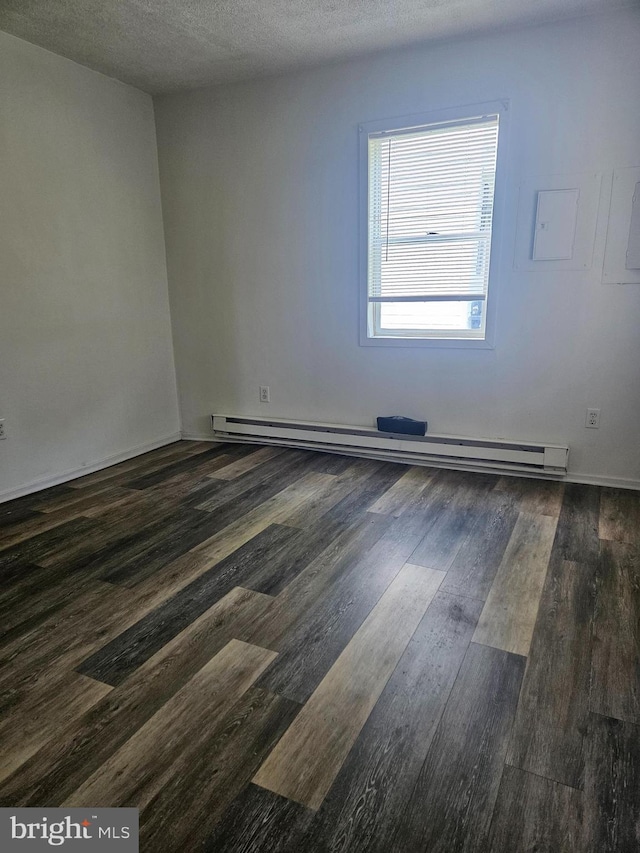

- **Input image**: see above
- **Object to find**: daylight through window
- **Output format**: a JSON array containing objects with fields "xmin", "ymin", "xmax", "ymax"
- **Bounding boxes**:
[{"xmin": 365, "ymin": 112, "xmax": 500, "ymax": 341}]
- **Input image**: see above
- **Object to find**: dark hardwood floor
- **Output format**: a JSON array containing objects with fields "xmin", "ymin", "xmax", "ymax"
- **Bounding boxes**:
[{"xmin": 0, "ymin": 440, "xmax": 638, "ymax": 851}]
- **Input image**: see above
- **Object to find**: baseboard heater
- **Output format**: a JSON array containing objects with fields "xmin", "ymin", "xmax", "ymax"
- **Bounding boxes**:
[{"xmin": 211, "ymin": 415, "xmax": 569, "ymax": 476}]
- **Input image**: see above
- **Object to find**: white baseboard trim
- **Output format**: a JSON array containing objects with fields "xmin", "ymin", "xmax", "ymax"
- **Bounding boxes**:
[
  {"xmin": 182, "ymin": 431, "xmax": 640, "ymax": 491},
  {"xmin": 563, "ymin": 472, "xmax": 640, "ymax": 491},
  {"xmin": 0, "ymin": 433, "xmax": 182, "ymax": 504},
  {"xmin": 181, "ymin": 433, "xmax": 223, "ymax": 442}
]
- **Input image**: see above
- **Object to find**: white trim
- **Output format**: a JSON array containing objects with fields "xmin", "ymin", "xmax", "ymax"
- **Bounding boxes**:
[
  {"xmin": 181, "ymin": 433, "xmax": 225, "ymax": 442},
  {"xmin": 0, "ymin": 433, "xmax": 182, "ymax": 504},
  {"xmin": 359, "ymin": 99, "xmax": 510, "ymax": 349},
  {"xmin": 563, "ymin": 472, "xmax": 640, "ymax": 491}
]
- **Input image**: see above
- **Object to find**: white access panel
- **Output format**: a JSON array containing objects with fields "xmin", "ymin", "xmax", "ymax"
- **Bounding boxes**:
[
  {"xmin": 533, "ymin": 189, "xmax": 579, "ymax": 260},
  {"xmin": 626, "ymin": 182, "xmax": 640, "ymax": 270},
  {"xmin": 603, "ymin": 167, "xmax": 640, "ymax": 284},
  {"xmin": 514, "ymin": 172, "xmax": 602, "ymax": 272}
]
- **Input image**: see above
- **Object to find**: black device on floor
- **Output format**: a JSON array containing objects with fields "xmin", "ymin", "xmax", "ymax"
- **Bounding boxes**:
[{"xmin": 376, "ymin": 416, "xmax": 427, "ymax": 436}]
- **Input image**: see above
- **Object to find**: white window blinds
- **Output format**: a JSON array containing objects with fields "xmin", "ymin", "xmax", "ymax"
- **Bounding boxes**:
[{"xmin": 367, "ymin": 114, "xmax": 500, "ymax": 305}]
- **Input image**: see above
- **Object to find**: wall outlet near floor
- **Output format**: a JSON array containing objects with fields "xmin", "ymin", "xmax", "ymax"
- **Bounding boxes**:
[
  {"xmin": 0, "ymin": 419, "xmax": 5, "ymax": 439},
  {"xmin": 259, "ymin": 385, "xmax": 270, "ymax": 403},
  {"xmin": 585, "ymin": 408, "xmax": 601, "ymax": 429}
]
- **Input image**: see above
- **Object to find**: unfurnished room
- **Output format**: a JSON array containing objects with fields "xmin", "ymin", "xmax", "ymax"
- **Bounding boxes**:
[{"xmin": 0, "ymin": 0, "xmax": 639, "ymax": 850}]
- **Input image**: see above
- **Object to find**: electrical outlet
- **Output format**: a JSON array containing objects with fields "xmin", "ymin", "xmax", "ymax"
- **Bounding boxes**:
[
  {"xmin": 585, "ymin": 408, "xmax": 600, "ymax": 429},
  {"xmin": 259, "ymin": 385, "xmax": 270, "ymax": 403},
  {"xmin": 0, "ymin": 419, "xmax": 5, "ymax": 440}
]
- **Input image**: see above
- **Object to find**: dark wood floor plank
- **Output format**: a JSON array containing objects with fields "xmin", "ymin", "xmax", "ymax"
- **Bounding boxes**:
[
  {"xmin": 204, "ymin": 785, "xmax": 315, "ymax": 853},
  {"xmin": 308, "ymin": 460, "xmax": 409, "ymax": 533},
  {"xmin": 210, "ymin": 445, "xmax": 287, "ymax": 480},
  {"xmin": 487, "ymin": 765, "xmax": 584, "ymax": 853},
  {"xmin": 0, "ymin": 583, "xmax": 133, "ymax": 681},
  {"xmin": 75, "ymin": 524, "xmax": 299, "ymax": 685},
  {"xmin": 368, "ymin": 465, "xmax": 432, "ymax": 517},
  {"xmin": 553, "ymin": 483, "xmax": 601, "ymax": 566},
  {"xmin": 305, "ymin": 462, "xmax": 440, "ymax": 555},
  {"xmin": 253, "ymin": 564, "xmax": 444, "ymax": 810},
  {"xmin": 0, "ymin": 503, "xmax": 45, "ymax": 531},
  {"xmin": 93, "ymin": 507, "xmax": 219, "ymax": 586},
  {"xmin": 309, "ymin": 452, "xmax": 358, "ymax": 475},
  {"xmin": 0, "ymin": 550, "xmax": 223, "ymax": 700},
  {"xmin": 41, "ymin": 463, "xmax": 315, "ymax": 590},
  {"xmin": 15, "ymin": 501, "xmax": 210, "ymax": 596},
  {"xmin": 34, "ymin": 493, "xmax": 182, "ymax": 570},
  {"xmin": 494, "ymin": 475, "xmax": 565, "ymax": 517},
  {"xmin": 0, "ymin": 587, "xmax": 272, "ymax": 807},
  {"xmin": 582, "ymin": 713, "xmax": 640, "ymax": 851},
  {"xmin": 0, "ymin": 672, "xmax": 112, "ymax": 784},
  {"xmin": 280, "ymin": 457, "xmax": 384, "ymax": 529},
  {"xmin": 123, "ymin": 443, "xmax": 253, "ymax": 494},
  {"xmin": 0, "ymin": 582, "xmax": 165, "ymax": 763},
  {"xmin": 121, "ymin": 443, "xmax": 235, "ymax": 490},
  {"xmin": 191, "ymin": 469, "xmax": 342, "ymax": 565},
  {"xmin": 96, "ymin": 498, "xmax": 283, "ymax": 588},
  {"xmin": 50, "ymin": 486, "xmax": 153, "ymax": 524},
  {"xmin": 184, "ymin": 453, "xmax": 329, "ymax": 540},
  {"xmin": 392, "ymin": 643, "xmax": 525, "ymax": 853},
  {"xmin": 67, "ymin": 440, "xmax": 205, "ymax": 490},
  {"xmin": 409, "ymin": 471, "xmax": 497, "ymax": 571},
  {"xmin": 590, "ymin": 540, "xmax": 640, "ymax": 724},
  {"xmin": 599, "ymin": 487, "xmax": 640, "ymax": 543},
  {"xmin": 310, "ymin": 591, "xmax": 482, "ymax": 853},
  {"xmin": 122, "ymin": 474, "xmax": 335, "ymax": 604},
  {"xmin": 0, "ymin": 541, "xmax": 233, "ymax": 670},
  {"xmin": 0, "ymin": 484, "xmax": 76, "ymax": 522},
  {"xmin": 442, "ymin": 490, "xmax": 519, "ymax": 601},
  {"xmin": 0, "ymin": 510, "xmax": 67, "ymax": 556},
  {"xmin": 66, "ymin": 639, "xmax": 277, "ymax": 808},
  {"xmin": 0, "ymin": 574, "xmax": 111, "ymax": 646},
  {"xmin": 0, "ymin": 502, "xmax": 188, "ymax": 607},
  {"xmin": 140, "ymin": 691, "xmax": 301, "ymax": 852},
  {"xmin": 254, "ymin": 533, "xmax": 409, "ymax": 703},
  {"xmin": 255, "ymin": 489, "xmax": 453, "ymax": 703},
  {"xmin": 195, "ymin": 449, "xmax": 319, "ymax": 513},
  {"xmin": 246, "ymin": 513, "xmax": 389, "ymax": 652},
  {"xmin": 200, "ymin": 457, "xmax": 400, "ymax": 553},
  {"xmin": 241, "ymin": 516, "xmax": 358, "ymax": 598},
  {"xmin": 123, "ymin": 445, "xmax": 252, "ymax": 504},
  {"xmin": 0, "ymin": 560, "xmax": 50, "ymax": 599},
  {"xmin": 506, "ymin": 559, "xmax": 595, "ymax": 788},
  {"xmin": 79, "ymin": 486, "xmax": 167, "ymax": 519},
  {"xmin": 38, "ymin": 483, "xmax": 134, "ymax": 515},
  {"xmin": 0, "ymin": 507, "xmax": 97, "ymax": 552},
  {"xmin": 0, "ymin": 517, "xmax": 95, "ymax": 579}
]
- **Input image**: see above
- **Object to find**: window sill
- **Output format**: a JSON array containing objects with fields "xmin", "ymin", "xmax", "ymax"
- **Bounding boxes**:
[{"xmin": 359, "ymin": 334, "xmax": 495, "ymax": 350}]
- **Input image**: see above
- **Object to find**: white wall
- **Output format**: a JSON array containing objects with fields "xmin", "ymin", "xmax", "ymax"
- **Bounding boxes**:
[
  {"xmin": 0, "ymin": 31, "xmax": 180, "ymax": 499},
  {"xmin": 155, "ymin": 9, "xmax": 640, "ymax": 486}
]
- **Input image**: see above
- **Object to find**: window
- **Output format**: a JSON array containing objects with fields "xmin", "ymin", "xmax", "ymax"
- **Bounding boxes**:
[{"xmin": 360, "ymin": 102, "xmax": 507, "ymax": 346}]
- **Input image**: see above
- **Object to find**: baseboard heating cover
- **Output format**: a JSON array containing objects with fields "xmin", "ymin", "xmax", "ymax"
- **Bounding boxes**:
[{"xmin": 211, "ymin": 415, "xmax": 569, "ymax": 476}]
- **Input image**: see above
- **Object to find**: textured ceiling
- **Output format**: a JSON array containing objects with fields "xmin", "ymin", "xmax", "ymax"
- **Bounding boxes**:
[{"xmin": 0, "ymin": 0, "xmax": 634, "ymax": 93}]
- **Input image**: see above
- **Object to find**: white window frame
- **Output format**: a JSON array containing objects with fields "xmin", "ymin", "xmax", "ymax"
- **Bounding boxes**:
[{"xmin": 359, "ymin": 100, "xmax": 510, "ymax": 349}]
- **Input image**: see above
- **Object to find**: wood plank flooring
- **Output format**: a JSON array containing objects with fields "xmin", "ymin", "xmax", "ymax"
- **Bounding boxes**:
[{"xmin": 0, "ymin": 440, "xmax": 638, "ymax": 852}]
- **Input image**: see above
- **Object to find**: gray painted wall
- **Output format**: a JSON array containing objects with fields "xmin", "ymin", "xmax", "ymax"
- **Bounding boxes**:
[
  {"xmin": 0, "ymin": 31, "xmax": 180, "ymax": 499},
  {"xmin": 155, "ymin": 9, "xmax": 640, "ymax": 487}
]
